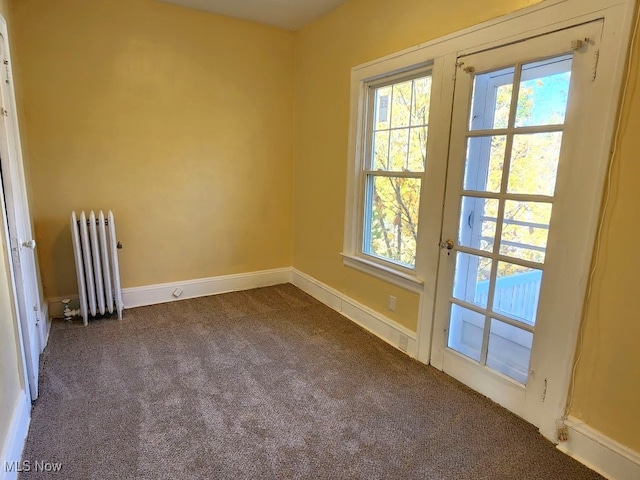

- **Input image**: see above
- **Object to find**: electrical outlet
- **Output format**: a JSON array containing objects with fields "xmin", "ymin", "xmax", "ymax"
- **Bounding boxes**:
[{"xmin": 388, "ymin": 295, "xmax": 396, "ymax": 312}]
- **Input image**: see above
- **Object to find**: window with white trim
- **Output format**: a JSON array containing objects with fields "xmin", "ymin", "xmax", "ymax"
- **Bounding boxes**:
[{"xmin": 359, "ymin": 68, "xmax": 433, "ymax": 270}]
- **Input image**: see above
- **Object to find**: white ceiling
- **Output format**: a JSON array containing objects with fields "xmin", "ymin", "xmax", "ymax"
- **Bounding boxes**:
[{"xmin": 156, "ymin": 0, "xmax": 348, "ymax": 30}]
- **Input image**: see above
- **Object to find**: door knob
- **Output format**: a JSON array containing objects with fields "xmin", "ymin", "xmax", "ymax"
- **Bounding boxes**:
[
  {"xmin": 439, "ymin": 239, "xmax": 454, "ymax": 250},
  {"xmin": 22, "ymin": 239, "xmax": 36, "ymax": 249}
]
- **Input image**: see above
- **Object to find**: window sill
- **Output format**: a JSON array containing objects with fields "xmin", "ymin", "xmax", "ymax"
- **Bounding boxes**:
[{"xmin": 341, "ymin": 253, "xmax": 424, "ymax": 294}]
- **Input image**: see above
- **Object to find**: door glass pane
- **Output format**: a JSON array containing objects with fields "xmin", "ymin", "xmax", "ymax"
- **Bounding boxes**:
[
  {"xmin": 486, "ymin": 319, "xmax": 533, "ymax": 384},
  {"xmin": 515, "ymin": 55, "xmax": 573, "ymax": 127},
  {"xmin": 458, "ymin": 196, "xmax": 498, "ymax": 252},
  {"xmin": 492, "ymin": 83, "xmax": 513, "ymax": 130},
  {"xmin": 469, "ymin": 66, "xmax": 515, "ymax": 130},
  {"xmin": 500, "ymin": 200, "xmax": 552, "ymax": 263},
  {"xmin": 448, "ymin": 303, "xmax": 484, "ymax": 361},
  {"xmin": 493, "ymin": 262, "xmax": 542, "ymax": 325},
  {"xmin": 365, "ymin": 176, "xmax": 421, "ymax": 267},
  {"xmin": 463, "ymin": 136, "xmax": 506, "ymax": 192},
  {"xmin": 452, "ymin": 252, "xmax": 492, "ymax": 308},
  {"xmin": 507, "ymin": 132, "xmax": 562, "ymax": 196}
]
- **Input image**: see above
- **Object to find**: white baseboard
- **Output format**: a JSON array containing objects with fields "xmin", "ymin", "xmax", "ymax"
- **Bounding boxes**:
[
  {"xmin": 558, "ymin": 416, "xmax": 640, "ymax": 480},
  {"xmin": 47, "ymin": 266, "xmax": 417, "ymax": 358},
  {"xmin": 47, "ymin": 267, "xmax": 292, "ymax": 315},
  {"xmin": 0, "ymin": 391, "xmax": 30, "ymax": 480},
  {"xmin": 290, "ymin": 268, "xmax": 418, "ymax": 357},
  {"xmin": 121, "ymin": 267, "xmax": 291, "ymax": 308},
  {"xmin": 290, "ymin": 268, "xmax": 343, "ymax": 311}
]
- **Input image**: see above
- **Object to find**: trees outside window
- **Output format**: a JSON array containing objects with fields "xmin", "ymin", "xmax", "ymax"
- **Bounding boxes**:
[{"xmin": 362, "ymin": 73, "xmax": 432, "ymax": 269}]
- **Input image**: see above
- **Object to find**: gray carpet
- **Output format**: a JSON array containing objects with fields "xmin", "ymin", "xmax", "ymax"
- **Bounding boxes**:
[{"xmin": 21, "ymin": 284, "xmax": 603, "ymax": 479}]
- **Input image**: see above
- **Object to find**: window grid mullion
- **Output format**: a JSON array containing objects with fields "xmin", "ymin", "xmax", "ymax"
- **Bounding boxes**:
[
  {"xmin": 448, "ymin": 297, "xmax": 536, "ymax": 334},
  {"xmin": 405, "ymin": 80, "xmax": 416, "ymax": 170},
  {"xmin": 386, "ymin": 86, "xmax": 394, "ymax": 171},
  {"xmin": 364, "ymin": 170, "xmax": 423, "ymax": 178},
  {"xmin": 374, "ymin": 123, "xmax": 429, "ymax": 134},
  {"xmin": 480, "ymin": 216, "xmax": 550, "ymax": 229},
  {"xmin": 458, "ymin": 190, "xmax": 555, "ymax": 203},
  {"xmin": 478, "ymin": 61, "xmax": 523, "ymax": 366},
  {"xmin": 455, "ymin": 244, "xmax": 546, "ymax": 271},
  {"xmin": 468, "ymin": 123, "xmax": 564, "ymax": 137}
]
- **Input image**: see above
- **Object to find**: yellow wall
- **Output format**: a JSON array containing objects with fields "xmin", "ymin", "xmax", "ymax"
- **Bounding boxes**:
[
  {"xmin": 570, "ymin": 27, "xmax": 640, "ymax": 452},
  {"xmin": 12, "ymin": 0, "xmax": 295, "ymax": 298},
  {"xmin": 293, "ymin": 0, "xmax": 541, "ymax": 331},
  {"xmin": 293, "ymin": 0, "xmax": 639, "ymax": 453},
  {"xmin": 0, "ymin": 0, "xmax": 27, "ymax": 459},
  {"xmin": 10, "ymin": 0, "xmax": 640, "ymax": 457}
]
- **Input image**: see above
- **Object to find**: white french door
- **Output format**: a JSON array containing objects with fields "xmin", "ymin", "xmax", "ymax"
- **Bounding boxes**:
[{"xmin": 430, "ymin": 21, "xmax": 604, "ymax": 429}]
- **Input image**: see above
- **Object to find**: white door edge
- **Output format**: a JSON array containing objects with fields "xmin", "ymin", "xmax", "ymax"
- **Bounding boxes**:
[{"xmin": 0, "ymin": 14, "xmax": 43, "ymax": 401}]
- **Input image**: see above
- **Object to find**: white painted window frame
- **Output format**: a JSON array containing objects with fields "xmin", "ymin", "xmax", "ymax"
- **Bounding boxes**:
[
  {"xmin": 343, "ymin": 0, "xmax": 636, "ymax": 443},
  {"xmin": 342, "ymin": 56, "xmax": 452, "ymax": 294},
  {"xmin": 342, "ymin": 58, "xmax": 439, "ymax": 294},
  {"xmin": 359, "ymin": 67, "xmax": 433, "ymax": 273}
]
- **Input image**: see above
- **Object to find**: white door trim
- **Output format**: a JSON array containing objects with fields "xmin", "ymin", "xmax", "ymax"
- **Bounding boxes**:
[
  {"xmin": 435, "ymin": 4, "xmax": 633, "ymax": 443},
  {"xmin": 0, "ymin": 172, "xmax": 31, "ymax": 404},
  {"xmin": 434, "ymin": 19, "xmax": 608, "ymax": 433},
  {"xmin": 0, "ymin": 14, "xmax": 43, "ymax": 401}
]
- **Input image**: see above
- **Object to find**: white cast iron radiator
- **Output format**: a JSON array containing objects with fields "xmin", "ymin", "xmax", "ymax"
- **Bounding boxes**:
[{"xmin": 70, "ymin": 210, "xmax": 123, "ymax": 325}]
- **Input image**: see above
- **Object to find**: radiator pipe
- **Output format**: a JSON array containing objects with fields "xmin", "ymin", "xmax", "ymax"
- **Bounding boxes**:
[{"xmin": 61, "ymin": 298, "xmax": 81, "ymax": 321}]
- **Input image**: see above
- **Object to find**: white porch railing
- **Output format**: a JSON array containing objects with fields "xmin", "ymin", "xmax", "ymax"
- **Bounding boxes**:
[{"xmin": 474, "ymin": 270, "xmax": 542, "ymax": 324}]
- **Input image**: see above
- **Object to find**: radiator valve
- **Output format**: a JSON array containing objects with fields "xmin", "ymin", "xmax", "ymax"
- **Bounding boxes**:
[{"xmin": 61, "ymin": 299, "xmax": 80, "ymax": 321}]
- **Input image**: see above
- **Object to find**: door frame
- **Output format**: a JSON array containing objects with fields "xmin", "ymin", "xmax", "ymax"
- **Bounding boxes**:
[
  {"xmin": 0, "ymin": 161, "xmax": 31, "ymax": 404},
  {"xmin": 432, "ymin": 20, "xmax": 605, "ymax": 430},
  {"xmin": 0, "ymin": 14, "xmax": 46, "ymax": 401},
  {"xmin": 344, "ymin": 0, "xmax": 636, "ymax": 443},
  {"xmin": 421, "ymin": 2, "xmax": 635, "ymax": 442}
]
